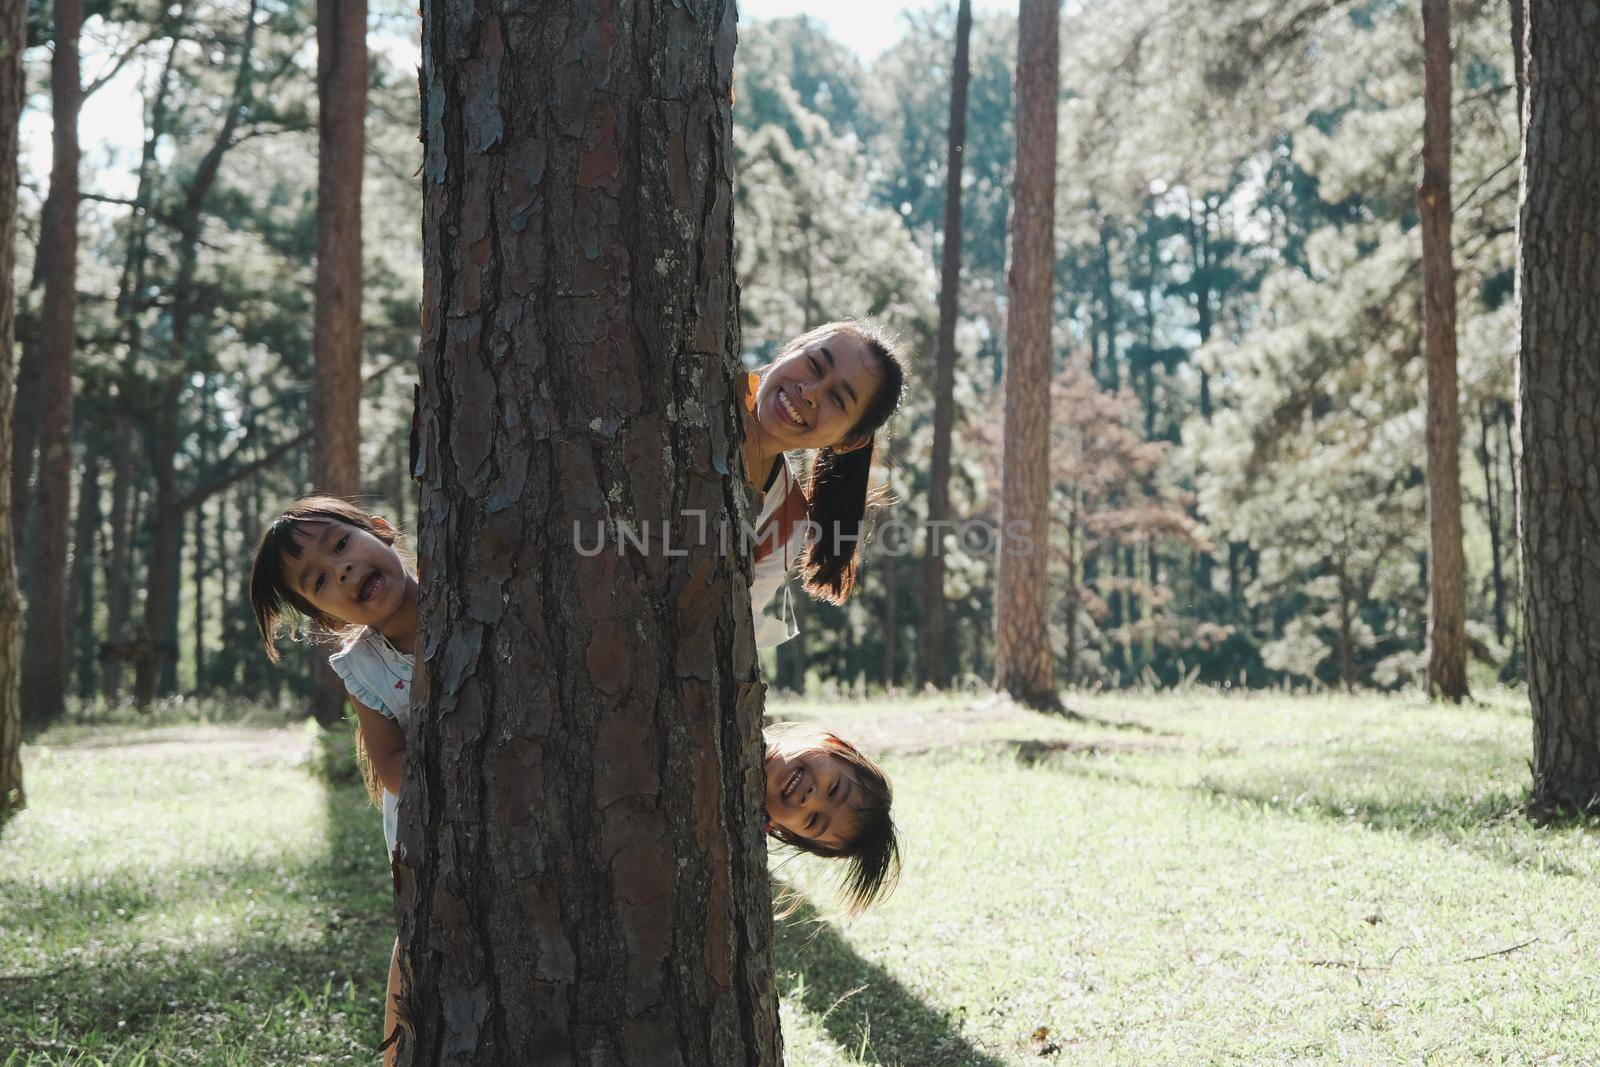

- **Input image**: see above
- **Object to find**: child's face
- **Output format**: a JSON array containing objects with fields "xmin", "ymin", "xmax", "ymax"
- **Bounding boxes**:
[
  {"xmin": 764, "ymin": 742, "xmax": 865, "ymax": 848},
  {"xmin": 284, "ymin": 519, "xmax": 412, "ymax": 631}
]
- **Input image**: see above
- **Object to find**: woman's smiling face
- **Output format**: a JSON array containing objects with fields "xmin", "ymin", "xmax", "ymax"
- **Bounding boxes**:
[
  {"xmin": 284, "ymin": 519, "xmax": 410, "ymax": 631},
  {"xmin": 753, "ymin": 328, "xmax": 885, "ymax": 453}
]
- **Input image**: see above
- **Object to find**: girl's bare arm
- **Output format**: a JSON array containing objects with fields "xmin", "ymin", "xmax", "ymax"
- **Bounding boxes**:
[{"xmin": 352, "ymin": 698, "xmax": 406, "ymax": 795}]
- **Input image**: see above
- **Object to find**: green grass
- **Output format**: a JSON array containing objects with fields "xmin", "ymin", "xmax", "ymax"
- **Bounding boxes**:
[{"xmin": 5, "ymin": 689, "xmax": 1597, "ymax": 1064}]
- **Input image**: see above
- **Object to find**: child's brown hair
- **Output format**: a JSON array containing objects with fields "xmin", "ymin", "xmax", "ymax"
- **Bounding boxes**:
[{"xmin": 767, "ymin": 727, "xmax": 901, "ymax": 914}]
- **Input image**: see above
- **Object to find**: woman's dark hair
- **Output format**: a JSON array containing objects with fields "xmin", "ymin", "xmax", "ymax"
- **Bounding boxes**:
[
  {"xmin": 767, "ymin": 728, "xmax": 901, "ymax": 915},
  {"xmin": 794, "ymin": 320, "xmax": 906, "ymax": 604},
  {"xmin": 249, "ymin": 495, "xmax": 396, "ymax": 662}
]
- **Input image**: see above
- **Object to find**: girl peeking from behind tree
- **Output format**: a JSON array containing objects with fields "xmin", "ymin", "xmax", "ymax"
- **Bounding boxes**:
[{"xmin": 247, "ymin": 319, "xmax": 907, "ymax": 913}]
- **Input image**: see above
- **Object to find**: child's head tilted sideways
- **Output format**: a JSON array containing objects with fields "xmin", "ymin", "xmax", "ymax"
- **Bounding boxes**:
[
  {"xmin": 248, "ymin": 495, "xmax": 414, "ymax": 660},
  {"xmin": 762, "ymin": 722, "xmax": 901, "ymax": 912}
]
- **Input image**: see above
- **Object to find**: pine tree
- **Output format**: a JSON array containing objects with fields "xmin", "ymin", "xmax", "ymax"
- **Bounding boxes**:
[
  {"xmin": 396, "ymin": 3, "xmax": 780, "ymax": 1060},
  {"xmin": 0, "ymin": 0, "xmax": 28, "ymax": 817},
  {"xmin": 995, "ymin": 0, "xmax": 1061, "ymax": 711}
]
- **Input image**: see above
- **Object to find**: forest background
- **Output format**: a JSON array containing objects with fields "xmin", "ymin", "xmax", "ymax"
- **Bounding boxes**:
[{"xmin": 4, "ymin": 0, "xmax": 1522, "ymax": 719}]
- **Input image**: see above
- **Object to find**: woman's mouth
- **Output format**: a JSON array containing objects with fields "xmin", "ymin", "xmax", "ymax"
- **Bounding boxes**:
[
  {"xmin": 776, "ymin": 387, "xmax": 807, "ymax": 429},
  {"xmin": 780, "ymin": 765, "xmax": 803, "ymax": 800},
  {"xmin": 357, "ymin": 570, "xmax": 384, "ymax": 604}
]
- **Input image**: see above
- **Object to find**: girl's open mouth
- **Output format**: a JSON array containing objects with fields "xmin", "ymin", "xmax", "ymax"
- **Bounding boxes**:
[
  {"xmin": 780, "ymin": 765, "xmax": 803, "ymax": 800},
  {"xmin": 357, "ymin": 570, "xmax": 384, "ymax": 604}
]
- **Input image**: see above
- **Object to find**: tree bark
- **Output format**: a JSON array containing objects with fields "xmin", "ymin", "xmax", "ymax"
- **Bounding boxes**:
[
  {"xmin": 1, "ymin": 0, "xmax": 29, "ymax": 818},
  {"xmin": 1521, "ymin": 0, "xmax": 1600, "ymax": 814},
  {"xmin": 397, "ymin": 3, "xmax": 780, "ymax": 1062},
  {"xmin": 919, "ymin": 0, "xmax": 972, "ymax": 692},
  {"xmin": 68, "ymin": 438, "xmax": 101, "ymax": 699},
  {"xmin": 20, "ymin": 0, "xmax": 83, "ymax": 725},
  {"xmin": 1419, "ymin": 0, "xmax": 1469, "ymax": 701},
  {"xmin": 101, "ymin": 425, "xmax": 133, "ymax": 701},
  {"xmin": 309, "ymin": 0, "xmax": 368, "ymax": 725},
  {"xmin": 995, "ymin": 0, "xmax": 1060, "ymax": 712}
]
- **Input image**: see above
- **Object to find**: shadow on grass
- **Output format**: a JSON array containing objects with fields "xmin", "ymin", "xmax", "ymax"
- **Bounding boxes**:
[
  {"xmin": 774, "ymin": 889, "xmax": 1006, "ymax": 1067},
  {"xmin": 0, "ymin": 780, "xmax": 394, "ymax": 1063}
]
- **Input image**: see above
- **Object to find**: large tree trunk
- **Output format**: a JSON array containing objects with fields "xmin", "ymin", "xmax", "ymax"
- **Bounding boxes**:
[
  {"xmin": 20, "ymin": 0, "xmax": 83, "ymax": 725},
  {"xmin": 1, "ymin": 0, "xmax": 29, "ymax": 818},
  {"xmin": 919, "ymin": 0, "xmax": 972, "ymax": 692},
  {"xmin": 1521, "ymin": 0, "xmax": 1600, "ymax": 813},
  {"xmin": 309, "ymin": 0, "xmax": 368, "ymax": 725},
  {"xmin": 994, "ymin": 0, "xmax": 1060, "ymax": 712},
  {"xmin": 396, "ymin": 3, "xmax": 780, "ymax": 1062},
  {"xmin": 1419, "ymin": 0, "xmax": 1468, "ymax": 701}
]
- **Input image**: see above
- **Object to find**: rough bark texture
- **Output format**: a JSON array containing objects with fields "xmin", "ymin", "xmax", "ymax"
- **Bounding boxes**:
[
  {"xmin": 397, "ymin": 3, "xmax": 780, "ymax": 1063},
  {"xmin": 918, "ymin": 0, "xmax": 971, "ymax": 692},
  {"xmin": 1419, "ymin": 0, "xmax": 1469, "ymax": 701},
  {"xmin": 20, "ymin": 0, "xmax": 83, "ymax": 724},
  {"xmin": 1521, "ymin": 0, "xmax": 1600, "ymax": 813},
  {"xmin": 994, "ymin": 0, "xmax": 1060, "ymax": 712},
  {"xmin": 1, "ymin": 0, "xmax": 28, "ymax": 817},
  {"xmin": 309, "ymin": 0, "xmax": 369, "ymax": 724}
]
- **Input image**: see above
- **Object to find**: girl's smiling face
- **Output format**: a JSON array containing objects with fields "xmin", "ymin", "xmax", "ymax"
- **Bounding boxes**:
[
  {"xmin": 763, "ymin": 742, "xmax": 864, "ymax": 849},
  {"xmin": 284, "ymin": 518, "xmax": 412, "ymax": 631},
  {"xmin": 753, "ymin": 328, "xmax": 885, "ymax": 454}
]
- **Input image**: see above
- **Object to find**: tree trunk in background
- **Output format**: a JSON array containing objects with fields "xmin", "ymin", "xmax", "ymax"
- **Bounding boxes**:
[
  {"xmin": 68, "ymin": 441, "xmax": 101, "ymax": 699},
  {"xmin": 309, "ymin": 0, "xmax": 368, "ymax": 725},
  {"xmin": 995, "ymin": 0, "xmax": 1060, "ymax": 712},
  {"xmin": 919, "ymin": 0, "xmax": 971, "ymax": 691},
  {"xmin": 101, "ymin": 428, "xmax": 133, "ymax": 700},
  {"xmin": 9, "ymin": 341, "xmax": 36, "ymax": 560},
  {"xmin": 397, "ymin": 3, "xmax": 779, "ymax": 1062},
  {"xmin": 1419, "ymin": 0, "xmax": 1469, "ymax": 702},
  {"xmin": 21, "ymin": 0, "xmax": 83, "ymax": 725},
  {"xmin": 1478, "ymin": 402, "xmax": 1507, "ymax": 644},
  {"xmin": 1510, "ymin": 0, "xmax": 1527, "ymax": 125},
  {"xmin": 1, "ymin": 0, "xmax": 29, "ymax": 818},
  {"xmin": 192, "ymin": 499, "xmax": 205, "ymax": 693},
  {"xmin": 884, "ymin": 553, "xmax": 898, "ymax": 687},
  {"xmin": 134, "ymin": 0, "xmax": 258, "ymax": 707},
  {"xmin": 1521, "ymin": 0, "xmax": 1600, "ymax": 814}
]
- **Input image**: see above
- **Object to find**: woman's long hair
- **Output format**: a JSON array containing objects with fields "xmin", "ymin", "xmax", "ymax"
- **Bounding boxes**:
[{"xmin": 792, "ymin": 321, "xmax": 906, "ymax": 603}]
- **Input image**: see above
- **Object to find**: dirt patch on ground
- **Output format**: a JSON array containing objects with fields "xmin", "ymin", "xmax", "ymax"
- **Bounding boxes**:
[{"xmin": 782, "ymin": 694, "xmax": 1185, "ymax": 758}]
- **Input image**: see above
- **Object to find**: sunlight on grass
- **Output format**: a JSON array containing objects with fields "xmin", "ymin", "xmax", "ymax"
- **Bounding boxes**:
[{"xmin": 6, "ymin": 691, "xmax": 1597, "ymax": 1064}]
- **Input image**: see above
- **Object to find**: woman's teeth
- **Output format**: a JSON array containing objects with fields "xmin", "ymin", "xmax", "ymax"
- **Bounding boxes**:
[
  {"xmin": 778, "ymin": 389, "xmax": 805, "ymax": 428},
  {"xmin": 780, "ymin": 766, "xmax": 803, "ymax": 799}
]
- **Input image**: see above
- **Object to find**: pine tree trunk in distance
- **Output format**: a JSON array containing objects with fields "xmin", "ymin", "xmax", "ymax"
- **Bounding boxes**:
[
  {"xmin": 995, "ymin": 0, "xmax": 1061, "ymax": 713},
  {"xmin": 309, "ymin": 0, "xmax": 369, "ymax": 725},
  {"xmin": 1521, "ymin": 0, "xmax": 1600, "ymax": 815},
  {"xmin": 396, "ymin": 3, "xmax": 780, "ymax": 1062},
  {"xmin": 1, "ymin": 0, "xmax": 29, "ymax": 818},
  {"xmin": 1419, "ymin": 0, "xmax": 1468, "ymax": 701},
  {"xmin": 21, "ymin": 0, "xmax": 83, "ymax": 725},
  {"xmin": 919, "ymin": 0, "xmax": 972, "ymax": 691}
]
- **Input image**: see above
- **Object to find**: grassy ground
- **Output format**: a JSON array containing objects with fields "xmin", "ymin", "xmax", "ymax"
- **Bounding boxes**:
[{"xmin": 4, "ymin": 689, "xmax": 1595, "ymax": 1064}]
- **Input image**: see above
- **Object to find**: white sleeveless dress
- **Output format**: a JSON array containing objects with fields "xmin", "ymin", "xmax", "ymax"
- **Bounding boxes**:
[{"xmin": 327, "ymin": 628, "xmax": 413, "ymax": 855}]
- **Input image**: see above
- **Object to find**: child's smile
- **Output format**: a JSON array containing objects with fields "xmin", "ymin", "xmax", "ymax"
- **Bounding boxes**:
[
  {"xmin": 287, "ymin": 520, "xmax": 416, "ymax": 640},
  {"xmin": 764, "ymin": 747, "xmax": 861, "ymax": 849}
]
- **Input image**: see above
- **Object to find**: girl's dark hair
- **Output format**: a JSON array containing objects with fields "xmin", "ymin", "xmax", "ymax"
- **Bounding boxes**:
[
  {"xmin": 249, "ymin": 495, "xmax": 395, "ymax": 663},
  {"xmin": 767, "ymin": 729, "xmax": 901, "ymax": 915},
  {"xmin": 795, "ymin": 320, "xmax": 906, "ymax": 604}
]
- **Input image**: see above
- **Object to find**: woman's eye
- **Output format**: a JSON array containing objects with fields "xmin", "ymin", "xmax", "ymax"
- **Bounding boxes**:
[
  {"xmin": 335, "ymin": 535, "xmax": 348, "ymax": 552},
  {"xmin": 828, "ymin": 780, "xmax": 839, "ymax": 797},
  {"xmin": 808, "ymin": 356, "xmax": 821, "ymax": 375},
  {"xmin": 833, "ymin": 392, "xmax": 845, "ymax": 410},
  {"xmin": 314, "ymin": 574, "xmax": 325, "ymax": 593},
  {"xmin": 805, "ymin": 814, "xmax": 817, "ymax": 831}
]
